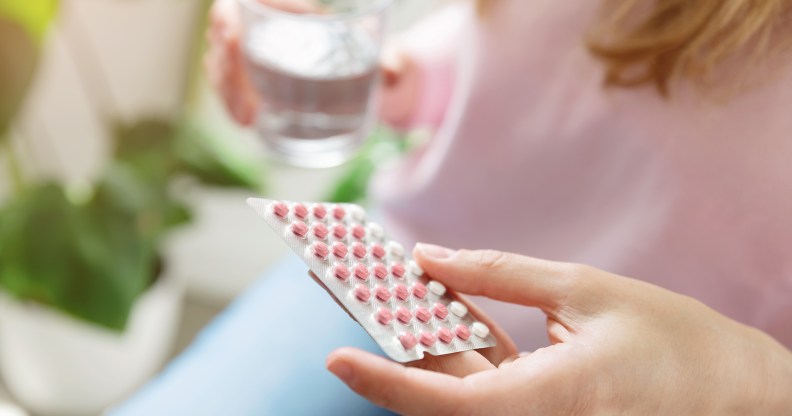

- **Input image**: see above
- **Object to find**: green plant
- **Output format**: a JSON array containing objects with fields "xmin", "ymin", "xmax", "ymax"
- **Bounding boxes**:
[{"xmin": 0, "ymin": 1, "xmax": 264, "ymax": 330}]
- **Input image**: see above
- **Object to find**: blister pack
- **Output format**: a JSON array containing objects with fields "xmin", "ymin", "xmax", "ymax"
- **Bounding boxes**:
[{"xmin": 247, "ymin": 198, "xmax": 497, "ymax": 362}]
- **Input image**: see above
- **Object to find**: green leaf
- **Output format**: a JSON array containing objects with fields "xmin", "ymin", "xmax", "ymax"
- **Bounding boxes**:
[
  {"xmin": 172, "ymin": 119, "xmax": 265, "ymax": 190},
  {"xmin": 0, "ymin": 0, "xmax": 58, "ymax": 43},
  {"xmin": 0, "ymin": 19, "xmax": 38, "ymax": 139},
  {"xmin": 0, "ymin": 183, "xmax": 155, "ymax": 331}
]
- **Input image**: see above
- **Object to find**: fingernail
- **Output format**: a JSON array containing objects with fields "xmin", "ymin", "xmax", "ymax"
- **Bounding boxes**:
[
  {"xmin": 327, "ymin": 360, "xmax": 354, "ymax": 384},
  {"xmin": 415, "ymin": 243, "xmax": 456, "ymax": 260}
]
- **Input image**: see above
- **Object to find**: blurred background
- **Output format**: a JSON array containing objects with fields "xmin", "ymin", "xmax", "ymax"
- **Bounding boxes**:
[{"xmin": 0, "ymin": 0, "xmax": 443, "ymax": 414}]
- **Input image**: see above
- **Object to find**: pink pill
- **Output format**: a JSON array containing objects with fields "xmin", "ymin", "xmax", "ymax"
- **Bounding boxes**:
[
  {"xmin": 293, "ymin": 203, "xmax": 308, "ymax": 219},
  {"xmin": 432, "ymin": 303, "xmax": 449, "ymax": 320},
  {"xmin": 354, "ymin": 264, "xmax": 370, "ymax": 281},
  {"xmin": 412, "ymin": 282, "xmax": 428, "ymax": 299},
  {"xmin": 351, "ymin": 242, "xmax": 367, "ymax": 259},
  {"xmin": 312, "ymin": 204, "xmax": 327, "ymax": 220},
  {"xmin": 454, "ymin": 324, "xmax": 471, "ymax": 341},
  {"xmin": 311, "ymin": 223, "xmax": 329, "ymax": 240},
  {"xmin": 331, "ymin": 242, "xmax": 348, "ymax": 259},
  {"xmin": 396, "ymin": 307, "xmax": 412, "ymax": 324},
  {"xmin": 437, "ymin": 327, "xmax": 454, "ymax": 344},
  {"xmin": 372, "ymin": 263, "xmax": 388, "ymax": 280},
  {"xmin": 376, "ymin": 307, "xmax": 393, "ymax": 325},
  {"xmin": 351, "ymin": 225, "xmax": 366, "ymax": 240},
  {"xmin": 375, "ymin": 285, "xmax": 391, "ymax": 302},
  {"xmin": 332, "ymin": 224, "xmax": 347, "ymax": 239},
  {"xmin": 390, "ymin": 263, "xmax": 405, "ymax": 278},
  {"xmin": 394, "ymin": 284, "xmax": 409, "ymax": 301},
  {"xmin": 354, "ymin": 284, "xmax": 371, "ymax": 302},
  {"xmin": 312, "ymin": 242, "xmax": 329, "ymax": 260},
  {"xmin": 272, "ymin": 201, "xmax": 289, "ymax": 219},
  {"xmin": 290, "ymin": 220, "xmax": 308, "ymax": 238},
  {"xmin": 332, "ymin": 206, "xmax": 346, "ymax": 220},
  {"xmin": 419, "ymin": 331, "xmax": 437, "ymax": 347},
  {"xmin": 370, "ymin": 243, "xmax": 386, "ymax": 260},
  {"xmin": 399, "ymin": 332, "xmax": 417, "ymax": 350},
  {"xmin": 332, "ymin": 264, "xmax": 350, "ymax": 281},
  {"xmin": 415, "ymin": 307, "xmax": 432, "ymax": 323}
]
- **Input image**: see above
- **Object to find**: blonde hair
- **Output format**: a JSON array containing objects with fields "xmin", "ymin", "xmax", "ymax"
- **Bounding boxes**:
[{"xmin": 478, "ymin": 0, "xmax": 792, "ymax": 96}]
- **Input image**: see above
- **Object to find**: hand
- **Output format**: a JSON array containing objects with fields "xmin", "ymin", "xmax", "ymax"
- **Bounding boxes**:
[
  {"xmin": 326, "ymin": 245, "xmax": 792, "ymax": 415},
  {"xmin": 205, "ymin": 0, "xmax": 419, "ymax": 127}
]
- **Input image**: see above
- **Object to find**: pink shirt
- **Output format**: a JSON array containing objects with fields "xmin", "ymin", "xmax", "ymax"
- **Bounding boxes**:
[{"xmin": 372, "ymin": 1, "xmax": 792, "ymax": 350}]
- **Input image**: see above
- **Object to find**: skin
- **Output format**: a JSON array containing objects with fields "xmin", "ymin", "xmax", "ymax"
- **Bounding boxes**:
[
  {"xmin": 325, "ymin": 244, "xmax": 792, "ymax": 415},
  {"xmin": 205, "ymin": 0, "xmax": 418, "ymax": 127}
]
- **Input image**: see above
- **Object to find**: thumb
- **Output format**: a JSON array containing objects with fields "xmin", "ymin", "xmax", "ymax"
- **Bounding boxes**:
[{"xmin": 413, "ymin": 244, "xmax": 583, "ymax": 313}]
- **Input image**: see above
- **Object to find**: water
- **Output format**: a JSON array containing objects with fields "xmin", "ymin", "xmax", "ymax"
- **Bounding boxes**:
[{"xmin": 244, "ymin": 19, "xmax": 379, "ymax": 167}]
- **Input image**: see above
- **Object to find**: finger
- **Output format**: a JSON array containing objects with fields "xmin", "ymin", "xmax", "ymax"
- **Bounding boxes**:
[
  {"xmin": 413, "ymin": 244, "xmax": 584, "ymax": 312},
  {"xmin": 498, "ymin": 351, "xmax": 531, "ymax": 368},
  {"xmin": 327, "ymin": 348, "xmax": 471, "ymax": 415},
  {"xmin": 409, "ymin": 350, "xmax": 494, "ymax": 377},
  {"xmin": 453, "ymin": 291, "xmax": 518, "ymax": 365}
]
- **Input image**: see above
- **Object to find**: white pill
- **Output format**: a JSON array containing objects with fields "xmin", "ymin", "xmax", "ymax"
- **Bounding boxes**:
[
  {"xmin": 367, "ymin": 222, "xmax": 384, "ymax": 240},
  {"xmin": 408, "ymin": 260, "xmax": 424, "ymax": 277},
  {"xmin": 427, "ymin": 281, "xmax": 446, "ymax": 296},
  {"xmin": 471, "ymin": 322, "xmax": 490, "ymax": 338},
  {"xmin": 349, "ymin": 205, "xmax": 366, "ymax": 222},
  {"xmin": 449, "ymin": 301, "xmax": 467, "ymax": 317},
  {"xmin": 387, "ymin": 241, "xmax": 405, "ymax": 258}
]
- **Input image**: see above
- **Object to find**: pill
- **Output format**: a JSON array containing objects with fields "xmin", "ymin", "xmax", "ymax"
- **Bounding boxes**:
[
  {"xmin": 371, "ymin": 243, "xmax": 386, "ymax": 259},
  {"xmin": 432, "ymin": 303, "xmax": 449, "ymax": 320},
  {"xmin": 351, "ymin": 225, "xmax": 366, "ymax": 240},
  {"xmin": 372, "ymin": 263, "xmax": 388, "ymax": 280},
  {"xmin": 293, "ymin": 203, "xmax": 308, "ymax": 220},
  {"xmin": 331, "ymin": 242, "xmax": 348, "ymax": 259},
  {"xmin": 354, "ymin": 284, "xmax": 371, "ymax": 302},
  {"xmin": 354, "ymin": 264, "xmax": 370, "ymax": 281},
  {"xmin": 376, "ymin": 307, "xmax": 393, "ymax": 325},
  {"xmin": 396, "ymin": 307, "xmax": 412, "ymax": 324},
  {"xmin": 375, "ymin": 285, "xmax": 391, "ymax": 302},
  {"xmin": 331, "ymin": 263, "xmax": 350, "ymax": 281},
  {"xmin": 393, "ymin": 284, "xmax": 410, "ymax": 301},
  {"xmin": 419, "ymin": 331, "xmax": 437, "ymax": 347},
  {"xmin": 349, "ymin": 205, "xmax": 366, "ymax": 222},
  {"xmin": 311, "ymin": 223, "xmax": 329, "ymax": 240},
  {"xmin": 271, "ymin": 201, "xmax": 289, "ymax": 219},
  {"xmin": 311, "ymin": 242, "xmax": 329, "ymax": 260},
  {"xmin": 449, "ymin": 301, "xmax": 468, "ymax": 317},
  {"xmin": 471, "ymin": 322, "xmax": 490, "ymax": 338},
  {"xmin": 414, "ymin": 307, "xmax": 432, "ymax": 323},
  {"xmin": 454, "ymin": 324, "xmax": 471, "ymax": 341},
  {"xmin": 408, "ymin": 261, "xmax": 424, "ymax": 276},
  {"xmin": 427, "ymin": 281, "xmax": 446, "ymax": 296},
  {"xmin": 399, "ymin": 332, "xmax": 417, "ymax": 350},
  {"xmin": 332, "ymin": 206, "xmax": 346, "ymax": 220},
  {"xmin": 437, "ymin": 327, "xmax": 453, "ymax": 344},
  {"xmin": 332, "ymin": 224, "xmax": 347, "ymax": 240},
  {"xmin": 367, "ymin": 222, "xmax": 384, "ymax": 239},
  {"xmin": 412, "ymin": 282, "xmax": 428, "ymax": 300},
  {"xmin": 390, "ymin": 263, "xmax": 406, "ymax": 278},
  {"xmin": 290, "ymin": 220, "xmax": 308, "ymax": 238},
  {"xmin": 387, "ymin": 241, "xmax": 405, "ymax": 258},
  {"xmin": 351, "ymin": 242, "xmax": 367, "ymax": 259},
  {"xmin": 312, "ymin": 203, "xmax": 327, "ymax": 220}
]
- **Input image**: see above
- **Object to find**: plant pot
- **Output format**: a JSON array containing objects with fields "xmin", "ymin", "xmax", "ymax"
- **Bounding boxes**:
[{"xmin": 0, "ymin": 275, "xmax": 182, "ymax": 416}]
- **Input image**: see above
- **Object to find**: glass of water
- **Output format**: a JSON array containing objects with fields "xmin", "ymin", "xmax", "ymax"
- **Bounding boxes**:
[{"xmin": 238, "ymin": 0, "xmax": 392, "ymax": 168}]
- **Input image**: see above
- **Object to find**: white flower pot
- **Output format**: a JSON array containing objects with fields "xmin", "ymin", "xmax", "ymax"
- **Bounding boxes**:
[{"xmin": 0, "ymin": 276, "xmax": 182, "ymax": 416}]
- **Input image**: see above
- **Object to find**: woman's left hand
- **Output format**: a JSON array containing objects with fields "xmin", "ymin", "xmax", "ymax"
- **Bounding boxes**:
[{"xmin": 326, "ymin": 245, "xmax": 792, "ymax": 415}]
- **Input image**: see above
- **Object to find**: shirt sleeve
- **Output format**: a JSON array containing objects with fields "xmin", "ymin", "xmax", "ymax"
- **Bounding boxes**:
[{"xmin": 380, "ymin": 4, "xmax": 471, "ymax": 131}]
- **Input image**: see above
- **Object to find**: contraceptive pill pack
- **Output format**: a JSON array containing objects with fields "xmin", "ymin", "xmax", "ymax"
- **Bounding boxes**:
[{"xmin": 247, "ymin": 198, "xmax": 497, "ymax": 362}]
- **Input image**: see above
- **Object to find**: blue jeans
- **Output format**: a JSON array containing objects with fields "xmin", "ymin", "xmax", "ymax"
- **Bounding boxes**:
[{"xmin": 110, "ymin": 256, "xmax": 394, "ymax": 415}]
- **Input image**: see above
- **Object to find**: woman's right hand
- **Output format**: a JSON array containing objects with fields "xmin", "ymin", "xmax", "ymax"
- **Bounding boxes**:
[{"xmin": 205, "ymin": 0, "xmax": 419, "ymax": 128}]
